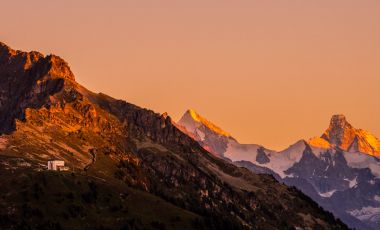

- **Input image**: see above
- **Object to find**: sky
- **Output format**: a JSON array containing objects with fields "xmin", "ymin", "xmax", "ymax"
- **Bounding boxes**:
[{"xmin": 1, "ymin": 0, "xmax": 379, "ymax": 150}]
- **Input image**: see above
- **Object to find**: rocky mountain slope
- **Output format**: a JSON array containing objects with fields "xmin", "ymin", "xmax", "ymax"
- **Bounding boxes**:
[
  {"xmin": 178, "ymin": 109, "xmax": 380, "ymax": 230},
  {"xmin": 0, "ymin": 42, "xmax": 348, "ymax": 229}
]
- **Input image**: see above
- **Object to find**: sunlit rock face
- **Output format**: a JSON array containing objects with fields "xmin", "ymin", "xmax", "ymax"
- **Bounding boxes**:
[
  {"xmin": 310, "ymin": 114, "xmax": 380, "ymax": 157},
  {"xmin": 177, "ymin": 109, "xmax": 238, "ymax": 157},
  {"xmin": 0, "ymin": 42, "xmax": 76, "ymax": 133},
  {"xmin": 308, "ymin": 137, "xmax": 331, "ymax": 149},
  {"xmin": 322, "ymin": 114, "xmax": 356, "ymax": 149}
]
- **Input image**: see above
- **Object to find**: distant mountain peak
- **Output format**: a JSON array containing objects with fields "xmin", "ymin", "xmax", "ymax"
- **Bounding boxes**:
[
  {"xmin": 177, "ymin": 109, "xmax": 235, "ymax": 156},
  {"xmin": 321, "ymin": 114, "xmax": 354, "ymax": 148},
  {"xmin": 185, "ymin": 108, "xmax": 200, "ymax": 122},
  {"xmin": 181, "ymin": 109, "xmax": 231, "ymax": 137},
  {"xmin": 308, "ymin": 114, "xmax": 380, "ymax": 156},
  {"xmin": 328, "ymin": 114, "xmax": 352, "ymax": 131}
]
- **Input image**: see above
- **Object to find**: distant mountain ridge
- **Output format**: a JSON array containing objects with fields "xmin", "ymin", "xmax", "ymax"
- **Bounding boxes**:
[{"xmin": 177, "ymin": 109, "xmax": 380, "ymax": 230}]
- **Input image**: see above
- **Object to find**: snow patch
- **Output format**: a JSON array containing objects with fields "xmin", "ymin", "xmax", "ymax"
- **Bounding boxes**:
[
  {"xmin": 178, "ymin": 115, "xmax": 201, "ymax": 134},
  {"xmin": 344, "ymin": 151, "xmax": 380, "ymax": 178},
  {"xmin": 344, "ymin": 177, "xmax": 358, "ymax": 188},
  {"xmin": 224, "ymin": 142, "xmax": 261, "ymax": 163},
  {"xmin": 374, "ymin": 195, "xmax": 380, "ymax": 203},
  {"xmin": 195, "ymin": 129, "xmax": 205, "ymax": 141},
  {"xmin": 285, "ymin": 173, "xmax": 296, "ymax": 178},
  {"xmin": 279, "ymin": 140, "xmax": 306, "ymax": 162},
  {"xmin": 319, "ymin": 189, "xmax": 337, "ymax": 198},
  {"xmin": 349, "ymin": 206, "xmax": 380, "ymax": 222},
  {"xmin": 225, "ymin": 140, "xmax": 308, "ymax": 178},
  {"xmin": 310, "ymin": 146, "xmax": 331, "ymax": 158},
  {"xmin": 350, "ymin": 177, "xmax": 358, "ymax": 188}
]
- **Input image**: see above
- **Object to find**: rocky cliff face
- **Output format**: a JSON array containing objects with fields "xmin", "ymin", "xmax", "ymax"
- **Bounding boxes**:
[
  {"xmin": 315, "ymin": 114, "xmax": 380, "ymax": 156},
  {"xmin": 322, "ymin": 115, "xmax": 355, "ymax": 148},
  {"xmin": 0, "ymin": 42, "xmax": 348, "ymax": 229},
  {"xmin": 0, "ymin": 42, "xmax": 75, "ymax": 133}
]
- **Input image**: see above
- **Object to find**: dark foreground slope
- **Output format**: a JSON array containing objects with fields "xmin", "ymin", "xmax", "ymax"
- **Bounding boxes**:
[
  {"xmin": 0, "ymin": 157, "xmax": 203, "ymax": 230},
  {"xmin": 0, "ymin": 42, "xmax": 348, "ymax": 229}
]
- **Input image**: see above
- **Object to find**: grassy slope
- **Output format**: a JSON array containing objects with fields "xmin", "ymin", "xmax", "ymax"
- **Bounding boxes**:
[{"xmin": 0, "ymin": 160, "xmax": 202, "ymax": 230}]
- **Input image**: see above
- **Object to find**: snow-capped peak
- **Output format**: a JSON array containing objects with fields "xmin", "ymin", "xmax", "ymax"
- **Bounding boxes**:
[{"xmin": 179, "ymin": 109, "xmax": 231, "ymax": 138}]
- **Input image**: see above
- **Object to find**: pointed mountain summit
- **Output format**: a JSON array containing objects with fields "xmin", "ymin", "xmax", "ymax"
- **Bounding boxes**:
[
  {"xmin": 309, "ymin": 114, "xmax": 380, "ymax": 156},
  {"xmin": 178, "ymin": 109, "xmax": 231, "ymax": 137},
  {"xmin": 177, "ymin": 109, "xmax": 236, "ymax": 156},
  {"xmin": 322, "ymin": 114, "xmax": 356, "ymax": 149}
]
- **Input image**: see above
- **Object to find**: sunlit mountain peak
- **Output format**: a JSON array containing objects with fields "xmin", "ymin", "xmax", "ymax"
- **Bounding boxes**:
[
  {"xmin": 183, "ymin": 109, "xmax": 231, "ymax": 138},
  {"xmin": 308, "ymin": 114, "xmax": 380, "ymax": 156}
]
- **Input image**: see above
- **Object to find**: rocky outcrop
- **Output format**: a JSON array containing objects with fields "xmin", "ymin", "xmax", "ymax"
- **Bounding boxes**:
[
  {"xmin": 0, "ymin": 42, "xmax": 75, "ymax": 133},
  {"xmin": 256, "ymin": 147, "xmax": 270, "ymax": 164}
]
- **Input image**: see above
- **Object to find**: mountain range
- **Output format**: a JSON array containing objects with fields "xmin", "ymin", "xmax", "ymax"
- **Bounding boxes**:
[
  {"xmin": 0, "ymin": 42, "xmax": 349, "ymax": 229},
  {"xmin": 178, "ymin": 109, "xmax": 380, "ymax": 230}
]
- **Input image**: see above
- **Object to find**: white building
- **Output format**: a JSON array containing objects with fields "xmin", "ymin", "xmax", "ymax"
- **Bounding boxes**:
[{"xmin": 47, "ymin": 160, "xmax": 69, "ymax": 171}]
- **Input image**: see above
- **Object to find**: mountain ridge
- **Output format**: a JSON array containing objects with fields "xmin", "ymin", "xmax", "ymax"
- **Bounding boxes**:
[
  {"xmin": 177, "ymin": 109, "xmax": 379, "ymax": 230},
  {"xmin": 0, "ymin": 42, "xmax": 348, "ymax": 229},
  {"xmin": 179, "ymin": 109, "xmax": 380, "ymax": 158}
]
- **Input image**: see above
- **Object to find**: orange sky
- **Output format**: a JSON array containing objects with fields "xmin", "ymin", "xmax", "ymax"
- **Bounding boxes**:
[{"xmin": 1, "ymin": 0, "xmax": 379, "ymax": 150}]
